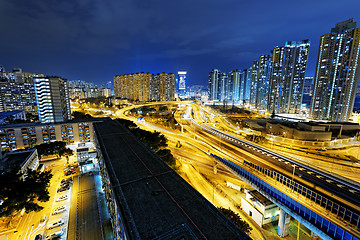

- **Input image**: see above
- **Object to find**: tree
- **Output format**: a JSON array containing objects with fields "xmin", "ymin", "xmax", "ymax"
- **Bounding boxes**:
[
  {"xmin": 0, "ymin": 169, "xmax": 53, "ymax": 217},
  {"xmin": 35, "ymin": 141, "xmax": 68, "ymax": 157},
  {"xmin": 218, "ymin": 207, "xmax": 252, "ymax": 234},
  {"xmin": 156, "ymin": 149, "xmax": 176, "ymax": 167},
  {"xmin": 59, "ymin": 148, "xmax": 73, "ymax": 158},
  {"xmin": 117, "ymin": 118, "xmax": 137, "ymax": 129},
  {"xmin": 72, "ymin": 111, "xmax": 93, "ymax": 119}
]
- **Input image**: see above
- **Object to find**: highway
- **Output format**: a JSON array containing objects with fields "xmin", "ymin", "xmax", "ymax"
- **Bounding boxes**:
[
  {"xmin": 114, "ymin": 101, "xmax": 360, "ymax": 237},
  {"xmin": 186, "ymin": 103, "xmax": 360, "ymax": 236}
]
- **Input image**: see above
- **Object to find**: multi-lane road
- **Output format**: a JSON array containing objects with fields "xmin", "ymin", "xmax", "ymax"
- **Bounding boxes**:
[{"xmin": 115, "ymin": 101, "xmax": 360, "ymax": 237}]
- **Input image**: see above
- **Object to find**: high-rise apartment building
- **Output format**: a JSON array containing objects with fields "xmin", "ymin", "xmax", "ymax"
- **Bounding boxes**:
[
  {"xmin": 310, "ymin": 19, "xmax": 360, "ymax": 121},
  {"xmin": 241, "ymin": 68, "xmax": 252, "ymax": 104},
  {"xmin": 208, "ymin": 69, "xmax": 220, "ymax": 101},
  {"xmin": 208, "ymin": 69, "xmax": 234, "ymax": 102},
  {"xmin": 34, "ymin": 77, "xmax": 71, "ymax": 123},
  {"xmin": 256, "ymin": 55, "xmax": 272, "ymax": 110},
  {"xmin": 249, "ymin": 61, "xmax": 259, "ymax": 107},
  {"xmin": 229, "ymin": 70, "xmax": 241, "ymax": 102},
  {"xmin": 0, "ymin": 82, "xmax": 38, "ymax": 114},
  {"xmin": 0, "ymin": 68, "xmax": 43, "ymax": 115},
  {"xmin": 209, "ymin": 68, "xmax": 252, "ymax": 104},
  {"xmin": 153, "ymin": 73, "xmax": 175, "ymax": 101},
  {"xmin": 114, "ymin": 72, "xmax": 174, "ymax": 102},
  {"xmin": 268, "ymin": 40, "xmax": 310, "ymax": 114},
  {"xmin": 302, "ymin": 77, "xmax": 313, "ymax": 107}
]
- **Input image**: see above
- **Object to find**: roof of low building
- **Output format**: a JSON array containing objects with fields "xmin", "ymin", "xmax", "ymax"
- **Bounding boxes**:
[
  {"xmin": 0, "ymin": 110, "xmax": 25, "ymax": 120},
  {"xmin": 248, "ymin": 190, "xmax": 274, "ymax": 207},
  {"xmin": 0, "ymin": 149, "xmax": 36, "ymax": 173}
]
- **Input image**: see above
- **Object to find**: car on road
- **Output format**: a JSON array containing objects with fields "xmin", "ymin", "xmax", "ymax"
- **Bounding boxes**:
[
  {"xmin": 47, "ymin": 219, "xmax": 64, "ymax": 230},
  {"xmin": 57, "ymin": 185, "xmax": 70, "ymax": 193},
  {"xmin": 64, "ymin": 171, "xmax": 73, "ymax": 176},
  {"xmin": 39, "ymin": 215, "xmax": 48, "ymax": 224},
  {"xmin": 45, "ymin": 229, "xmax": 64, "ymax": 239},
  {"xmin": 56, "ymin": 195, "xmax": 68, "ymax": 202},
  {"xmin": 52, "ymin": 206, "xmax": 66, "ymax": 215},
  {"xmin": 61, "ymin": 177, "xmax": 72, "ymax": 184}
]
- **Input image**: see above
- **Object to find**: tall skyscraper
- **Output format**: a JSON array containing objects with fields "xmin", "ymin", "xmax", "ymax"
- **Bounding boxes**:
[
  {"xmin": 256, "ymin": 54, "xmax": 272, "ymax": 110},
  {"xmin": 249, "ymin": 61, "xmax": 259, "ymax": 107},
  {"xmin": 34, "ymin": 77, "xmax": 71, "ymax": 123},
  {"xmin": 310, "ymin": 19, "xmax": 360, "ymax": 121},
  {"xmin": 268, "ymin": 40, "xmax": 310, "ymax": 114}
]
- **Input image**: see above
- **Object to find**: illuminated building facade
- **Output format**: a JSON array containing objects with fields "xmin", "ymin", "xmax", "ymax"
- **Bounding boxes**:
[
  {"xmin": 0, "ymin": 68, "xmax": 44, "ymax": 115},
  {"xmin": 268, "ymin": 40, "xmax": 310, "ymax": 114},
  {"xmin": 229, "ymin": 69, "xmax": 241, "ymax": 102},
  {"xmin": 256, "ymin": 55, "xmax": 272, "ymax": 110},
  {"xmin": 241, "ymin": 68, "xmax": 252, "ymax": 104},
  {"xmin": 0, "ymin": 82, "xmax": 38, "ymax": 114},
  {"xmin": 208, "ymin": 69, "xmax": 232, "ymax": 102},
  {"xmin": 114, "ymin": 72, "xmax": 174, "ymax": 102},
  {"xmin": 153, "ymin": 72, "xmax": 175, "ymax": 101},
  {"xmin": 178, "ymin": 71, "xmax": 187, "ymax": 96},
  {"xmin": 302, "ymin": 77, "xmax": 313, "ymax": 107},
  {"xmin": 0, "ymin": 119, "xmax": 97, "ymax": 151},
  {"xmin": 208, "ymin": 69, "xmax": 220, "ymax": 101},
  {"xmin": 249, "ymin": 61, "xmax": 259, "ymax": 107},
  {"xmin": 34, "ymin": 76, "xmax": 71, "ymax": 123},
  {"xmin": 310, "ymin": 19, "xmax": 360, "ymax": 121}
]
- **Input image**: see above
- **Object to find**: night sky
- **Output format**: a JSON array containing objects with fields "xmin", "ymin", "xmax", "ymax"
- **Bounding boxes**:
[{"xmin": 1, "ymin": 0, "xmax": 360, "ymax": 87}]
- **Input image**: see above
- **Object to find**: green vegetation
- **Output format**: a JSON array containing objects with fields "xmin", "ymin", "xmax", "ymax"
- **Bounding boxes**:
[
  {"xmin": 156, "ymin": 149, "xmax": 176, "ymax": 167},
  {"xmin": 0, "ymin": 169, "xmax": 53, "ymax": 217},
  {"xmin": 117, "ymin": 118, "xmax": 177, "ymax": 169},
  {"xmin": 217, "ymin": 207, "xmax": 252, "ymax": 234},
  {"xmin": 35, "ymin": 141, "xmax": 73, "ymax": 158},
  {"xmin": 72, "ymin": 111, "xmax": 93, "ymax": 119}
]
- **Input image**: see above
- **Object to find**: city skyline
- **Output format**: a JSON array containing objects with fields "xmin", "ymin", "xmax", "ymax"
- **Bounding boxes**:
[{"xmin": 1, "ymin": 0, "xmax": 360, "ymax": 86}]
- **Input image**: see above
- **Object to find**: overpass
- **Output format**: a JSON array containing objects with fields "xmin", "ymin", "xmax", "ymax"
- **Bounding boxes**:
[{"xmin": 203, "ymin": 126, "xmax": 360, "ymax": 240}]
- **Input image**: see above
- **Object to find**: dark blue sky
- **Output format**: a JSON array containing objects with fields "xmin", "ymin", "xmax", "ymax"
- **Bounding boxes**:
[{"xmin": 1, "ymin": 0, "xmax": 360, "ymax": 87}]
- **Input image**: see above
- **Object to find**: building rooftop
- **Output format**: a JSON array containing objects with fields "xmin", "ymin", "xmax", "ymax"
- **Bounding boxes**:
[
  {"xmin": 0, "ymin": 110, "xmax": 24, "ymax": 120},
  {"xmin": 0, "ymin": 149, "xmax": 36, "ymax": 173},
  {"xmin": 94, "ymin": 119, "xmax": 250, "ymax": 240},
  {"xmin": 248, "ymin": 190, "xmax": 274, "ymax": 207}
]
